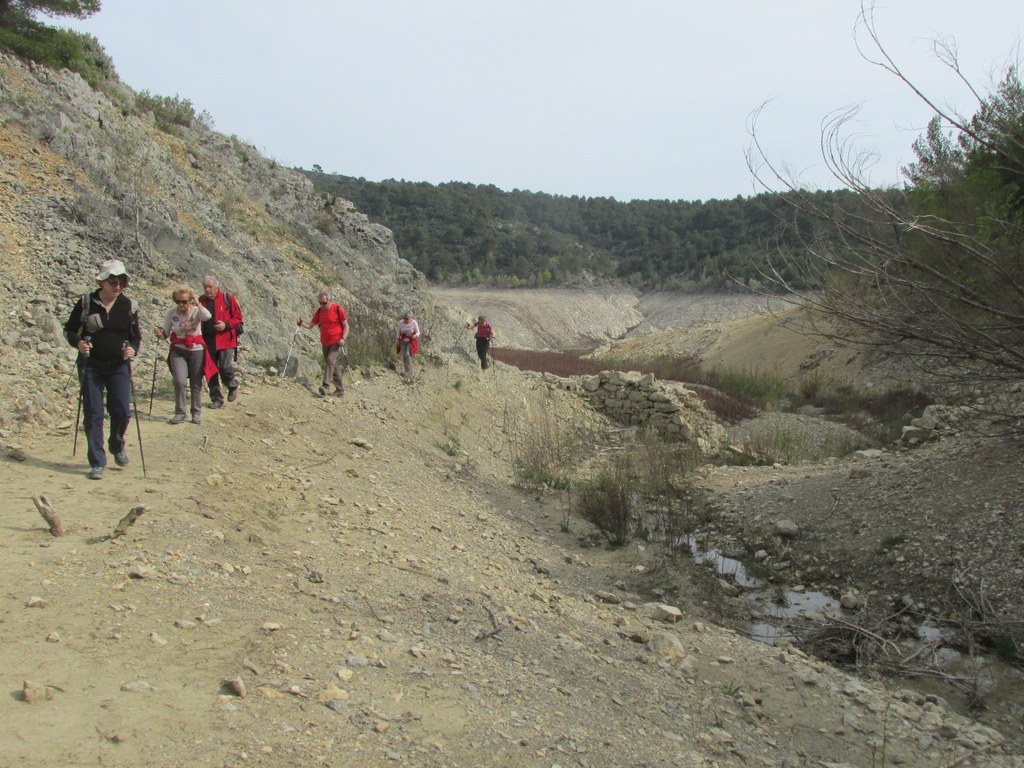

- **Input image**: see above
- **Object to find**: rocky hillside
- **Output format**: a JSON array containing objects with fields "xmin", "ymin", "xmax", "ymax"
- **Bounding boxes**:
[{"xmin": 0, "ymin": 51, "xmax": 428, "ymax": 408}]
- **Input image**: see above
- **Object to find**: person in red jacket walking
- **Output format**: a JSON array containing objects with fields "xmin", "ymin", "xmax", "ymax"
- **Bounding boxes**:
[
  {"xmin": 199, "ymin": 275, "xmax": 243, "ymax": 408},
  {"xmin": 299, "ymin": 291, "xmax": 349, "ymax": 396},
  {"xmin": 465, "ymin": 314, "xmax": 494, "ymax": 369}
]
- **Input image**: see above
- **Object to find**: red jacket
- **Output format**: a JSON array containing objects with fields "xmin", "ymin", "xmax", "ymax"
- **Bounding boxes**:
[
  {"xmin": 309, "ymin": 303, "xmax": 348, "ymax": 346},
  {"xmin": 200, "ymin": 290, "xmax": 243, "ymax": 351}
]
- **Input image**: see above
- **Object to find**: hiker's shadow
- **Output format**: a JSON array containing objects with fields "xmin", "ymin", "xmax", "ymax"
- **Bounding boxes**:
[{"xmin": 7, "ymin": 453, "xmax": 90, "ymax": 476}]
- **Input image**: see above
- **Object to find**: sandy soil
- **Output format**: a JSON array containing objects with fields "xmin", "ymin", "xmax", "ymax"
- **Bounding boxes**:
[{"xmin": 2, "ymin": 291, "xmax": 1022, "ymax": 767}]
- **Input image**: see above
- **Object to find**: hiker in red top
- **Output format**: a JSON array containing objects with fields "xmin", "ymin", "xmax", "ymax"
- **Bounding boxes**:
[
  {"xmin": 199, "ymin": 275, "xmax": 243, "ymax": 408},
  {"xmin": 466, "ymin": 314, "xmax": 494, "ymax": 369},
  {"xmin": 299, "ymin": 291, "xmax": 349, "ymax": 396}
]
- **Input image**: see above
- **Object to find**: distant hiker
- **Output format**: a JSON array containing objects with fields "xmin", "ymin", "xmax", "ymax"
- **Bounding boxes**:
[
  {"xmin": 298, "ymin": 291, "xmax": 349, "ymax": 396},
  {"xmin": 199, "ymin": 275, "xmax": 243, "ymax": 408},
  {"xmin": 465, "ymin": 314, "xmax": 494, "ymax": 369},
  {"xmin": 63, "ymin": 259, "xmax": 142, "ymax": 480},
  {"xmin": 395, "ymin": 311, "xmax": 420, "ymax": 379},
  {"xmin": 155, "ymin": 287, "xmax": 212, "ymax": 424}
]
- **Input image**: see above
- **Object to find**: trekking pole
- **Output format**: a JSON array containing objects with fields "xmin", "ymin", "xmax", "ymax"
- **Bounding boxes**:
[
  {"xmin": 72, "ymin": 336, "xmax": 90, "ymax": 457},
  {"xmin": 148, "ymin": 340, "xmax": 164, "ymax": 416},
  {"xmin": 73, "ymin": 386, "xmax": 83, "ymax": 457},
  {"xmin": 281, "ymin": 323, "xmax": 301, "ymax": 377},
  {"xmin": 62, "ymin": 366, "xmax": 78, "ymax": 397},
  {"xmin": 123, "ymin": 342, "xmax": 147, "ymax": 478}
]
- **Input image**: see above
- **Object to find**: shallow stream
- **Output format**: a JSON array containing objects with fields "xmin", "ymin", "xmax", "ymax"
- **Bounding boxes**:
[{"xmin": 686, "ymin": 535, "xmax": 1024, "ymax": 733}]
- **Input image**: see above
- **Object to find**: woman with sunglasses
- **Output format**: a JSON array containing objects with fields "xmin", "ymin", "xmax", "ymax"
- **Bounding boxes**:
[
  {"xmin": 155, "ymin": 287, "xmax": 212, "ymax": 424},
  {"xmin": 63, "ymin": 259, "xmax": 142, "ymax": 480}
]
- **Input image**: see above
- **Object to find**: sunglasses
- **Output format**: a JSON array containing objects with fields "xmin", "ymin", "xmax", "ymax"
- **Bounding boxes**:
[
  {"xmin": 319, "ymin": 301, "xmax": 328, "ymax": 306},
  {"xmin": 175, "ymin": 299, "xmax": 190, "ymax": 305},
  {"xmin": 104, "ymin": 275, "xmax": 128, "ymax": 286}
]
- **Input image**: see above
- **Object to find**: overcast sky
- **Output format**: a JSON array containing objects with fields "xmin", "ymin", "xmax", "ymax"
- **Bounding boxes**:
[{"xmin": 63, "ymin": 1, "xmax": 1022, "ymax": 202}]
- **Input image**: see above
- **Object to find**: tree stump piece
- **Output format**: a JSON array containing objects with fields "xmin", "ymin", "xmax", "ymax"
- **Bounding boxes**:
[
  {"xmin": 32, "ymin": 495, "xmax": 64, "ymax": 537},
  {"xmin": 111, "ymin": 505, "xmax": 148, "ymax": 539}
]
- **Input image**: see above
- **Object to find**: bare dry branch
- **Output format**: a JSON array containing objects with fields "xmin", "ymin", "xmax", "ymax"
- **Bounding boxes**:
[
  {"xmin": 32, "ymin": 495, "xmax": 64, "ymax": 537},
  {"xmin": 110, "ymin": 505, "xmax": 148, "ymax": 539}
]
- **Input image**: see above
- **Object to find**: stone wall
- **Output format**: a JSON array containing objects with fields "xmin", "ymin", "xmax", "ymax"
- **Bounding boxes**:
[{"xmin": 542, "ymin": 370, "xmax": 724, "ymax": 455}]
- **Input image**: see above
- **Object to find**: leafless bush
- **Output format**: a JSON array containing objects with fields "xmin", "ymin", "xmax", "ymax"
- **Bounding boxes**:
[
  {"xmin": 503, "ymin": 396, "xmax": 595, "ymax": 490},
  {"xmin": 746, "ymin": 4, "xmax": 1024, "ymax": 423},
  {"xmin": 575, "ymin": 452, "xmax": 639, "ymax": 546}
]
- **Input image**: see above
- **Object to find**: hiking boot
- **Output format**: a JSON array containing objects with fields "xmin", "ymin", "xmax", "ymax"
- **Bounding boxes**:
[
  {"xmin": 87, "ymin": 466, "xmax": 104, "ymax": 480},
  {"xmin": 318, "ymin": 385, "xmax": 328, "ymax": 396},
  {"xmin": 227, "ymin": 387, "xmax": 238, "ymax": 402},
  {"xmin": 191, "ymin": 415, "xmax": 201, "ymax": 425},
  {"xmin": 169, "ymin": 413, "xmax": 187, "ymax": 424},
  {"xmin": 114, "ymin": 451, "xmax": 130, "ymax": 467},
  {"xmin": 333, "ymin": 387, "xmax": 344, "ymax": 396},
  {"xmin": 209, "ymin": 400, "xmax": 224, "ymax": 409}
]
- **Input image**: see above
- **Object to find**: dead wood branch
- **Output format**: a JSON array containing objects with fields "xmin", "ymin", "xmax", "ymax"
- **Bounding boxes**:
[
  {"xmin": 32, "ymin": 495, "xmax": 64, "ymax": 537},
  {"xmin": 474, "ymin": 605, "xmax": 504, "ymax": 642},
  {"xmin": 111, "ymin": 505, "xmax": 148, "ymax": 539},
  {"xmin": 32, "ymin": 495, "xmax": 65, "ymax": 536}
]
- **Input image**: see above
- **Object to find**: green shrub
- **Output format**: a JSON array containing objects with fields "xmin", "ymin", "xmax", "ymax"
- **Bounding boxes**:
[
  {"xmin": 991, "ymin": 634, "xmax": 1020, "ymax": 663},
  {"xmin": 0, "ymin": 23, "xmax": 113, "ymax": 87},
  {"xmin": 134, "ymin": 89, "xmax": 201, "ymax": 134},
  {"xmin": 437, "ymin": 435, "xmax": 461, "ymax": 457}
]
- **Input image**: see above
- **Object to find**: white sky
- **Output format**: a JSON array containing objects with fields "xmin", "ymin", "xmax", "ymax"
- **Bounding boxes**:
[{"xmin": 62, "ymin": 1, "xmax": 1022, "ymax": 202}]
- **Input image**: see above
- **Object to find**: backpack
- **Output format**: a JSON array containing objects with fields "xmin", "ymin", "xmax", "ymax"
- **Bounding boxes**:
[{"xmin": 223, "ymin": 291, "xmax": 244, "ymax": 335}]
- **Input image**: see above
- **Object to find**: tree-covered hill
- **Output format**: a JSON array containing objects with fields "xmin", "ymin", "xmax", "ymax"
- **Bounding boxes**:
[{"xmin": 305, "ymin": 171, "xmax": 878, "ymax": 289}]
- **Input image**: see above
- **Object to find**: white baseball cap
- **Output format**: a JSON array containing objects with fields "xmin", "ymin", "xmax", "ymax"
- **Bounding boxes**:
[{"xmin": 96, "ymin": 259, "xmax": 128, "ymax": 281}]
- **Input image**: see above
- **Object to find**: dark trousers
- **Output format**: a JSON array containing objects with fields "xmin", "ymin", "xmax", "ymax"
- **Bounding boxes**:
[
  {"xmin": 476, "ymin": 337, "xmax": 491, "ymax": 369},
  {"xmin": 207, "ymin": 347, "xmax": 238, "ymax": 402},
  {"xmin": 80, "ymin": 358, "xmax": 131, "ymax": 468}
]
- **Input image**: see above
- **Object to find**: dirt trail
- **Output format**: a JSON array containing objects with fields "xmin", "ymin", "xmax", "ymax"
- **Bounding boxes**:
[{"xmin": 2, "ymin": 346, "xmax": 1020, "ymax": 767}]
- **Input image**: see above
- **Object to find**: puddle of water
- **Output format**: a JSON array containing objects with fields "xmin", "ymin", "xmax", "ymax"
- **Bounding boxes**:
[
  {"xmin": 685, "ymin": 535, "xmax": 841, "ymax": 645},
  {"xmin": 684, "ymin": 536, "xmax": 1024, "ymax": 737},
  {"xmin": 685, "ymin": 535, "xmax": 762, "ymax": 589}
]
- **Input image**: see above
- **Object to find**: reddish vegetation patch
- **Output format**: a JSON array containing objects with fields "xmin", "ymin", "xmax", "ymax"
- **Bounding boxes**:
[{"xmin": 491, "ymin": 348, "xmax": 607, "ymax": 377}]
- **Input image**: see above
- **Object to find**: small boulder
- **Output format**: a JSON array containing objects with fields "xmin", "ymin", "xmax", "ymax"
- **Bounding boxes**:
[
  {"xmin": 651, "ymin": 604, "xmax": 683, "ymax": 623},
  {"xmin": 773, "ymin": 519, "xmax": 800, "ymax": 539}
]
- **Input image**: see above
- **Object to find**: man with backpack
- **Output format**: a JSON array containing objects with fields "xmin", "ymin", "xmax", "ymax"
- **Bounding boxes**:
[
  {"xmin": 299, "ymin": 291, "xmax": 349, "ymax": 396},
  {"xmin": 63, "ymin": 259, "xmax": 142, "ymax": 479},
  {"xmin": 200, "ymin": 275, "xmax": 244, "ymax": 408}
]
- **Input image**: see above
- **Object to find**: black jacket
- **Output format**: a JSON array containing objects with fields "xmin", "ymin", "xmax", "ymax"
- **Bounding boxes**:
[{"xmin": 64, "ymin": 291, "xmax": 142, "ymax": 362}]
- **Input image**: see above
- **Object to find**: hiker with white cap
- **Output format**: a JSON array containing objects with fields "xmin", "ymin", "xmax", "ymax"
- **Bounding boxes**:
[{"xmin": 63, "ymin": 259, "xmax": 142, "ymax": 480}]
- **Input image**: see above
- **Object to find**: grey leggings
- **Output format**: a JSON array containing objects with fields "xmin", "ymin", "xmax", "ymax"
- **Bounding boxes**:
[
  {"xmin": 322, "ymin": 342, "xmax": 345, "ymax": 390},
  {"xmin": 168, "ymin": 345, "xmax": 205, "ymax": 417}
]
